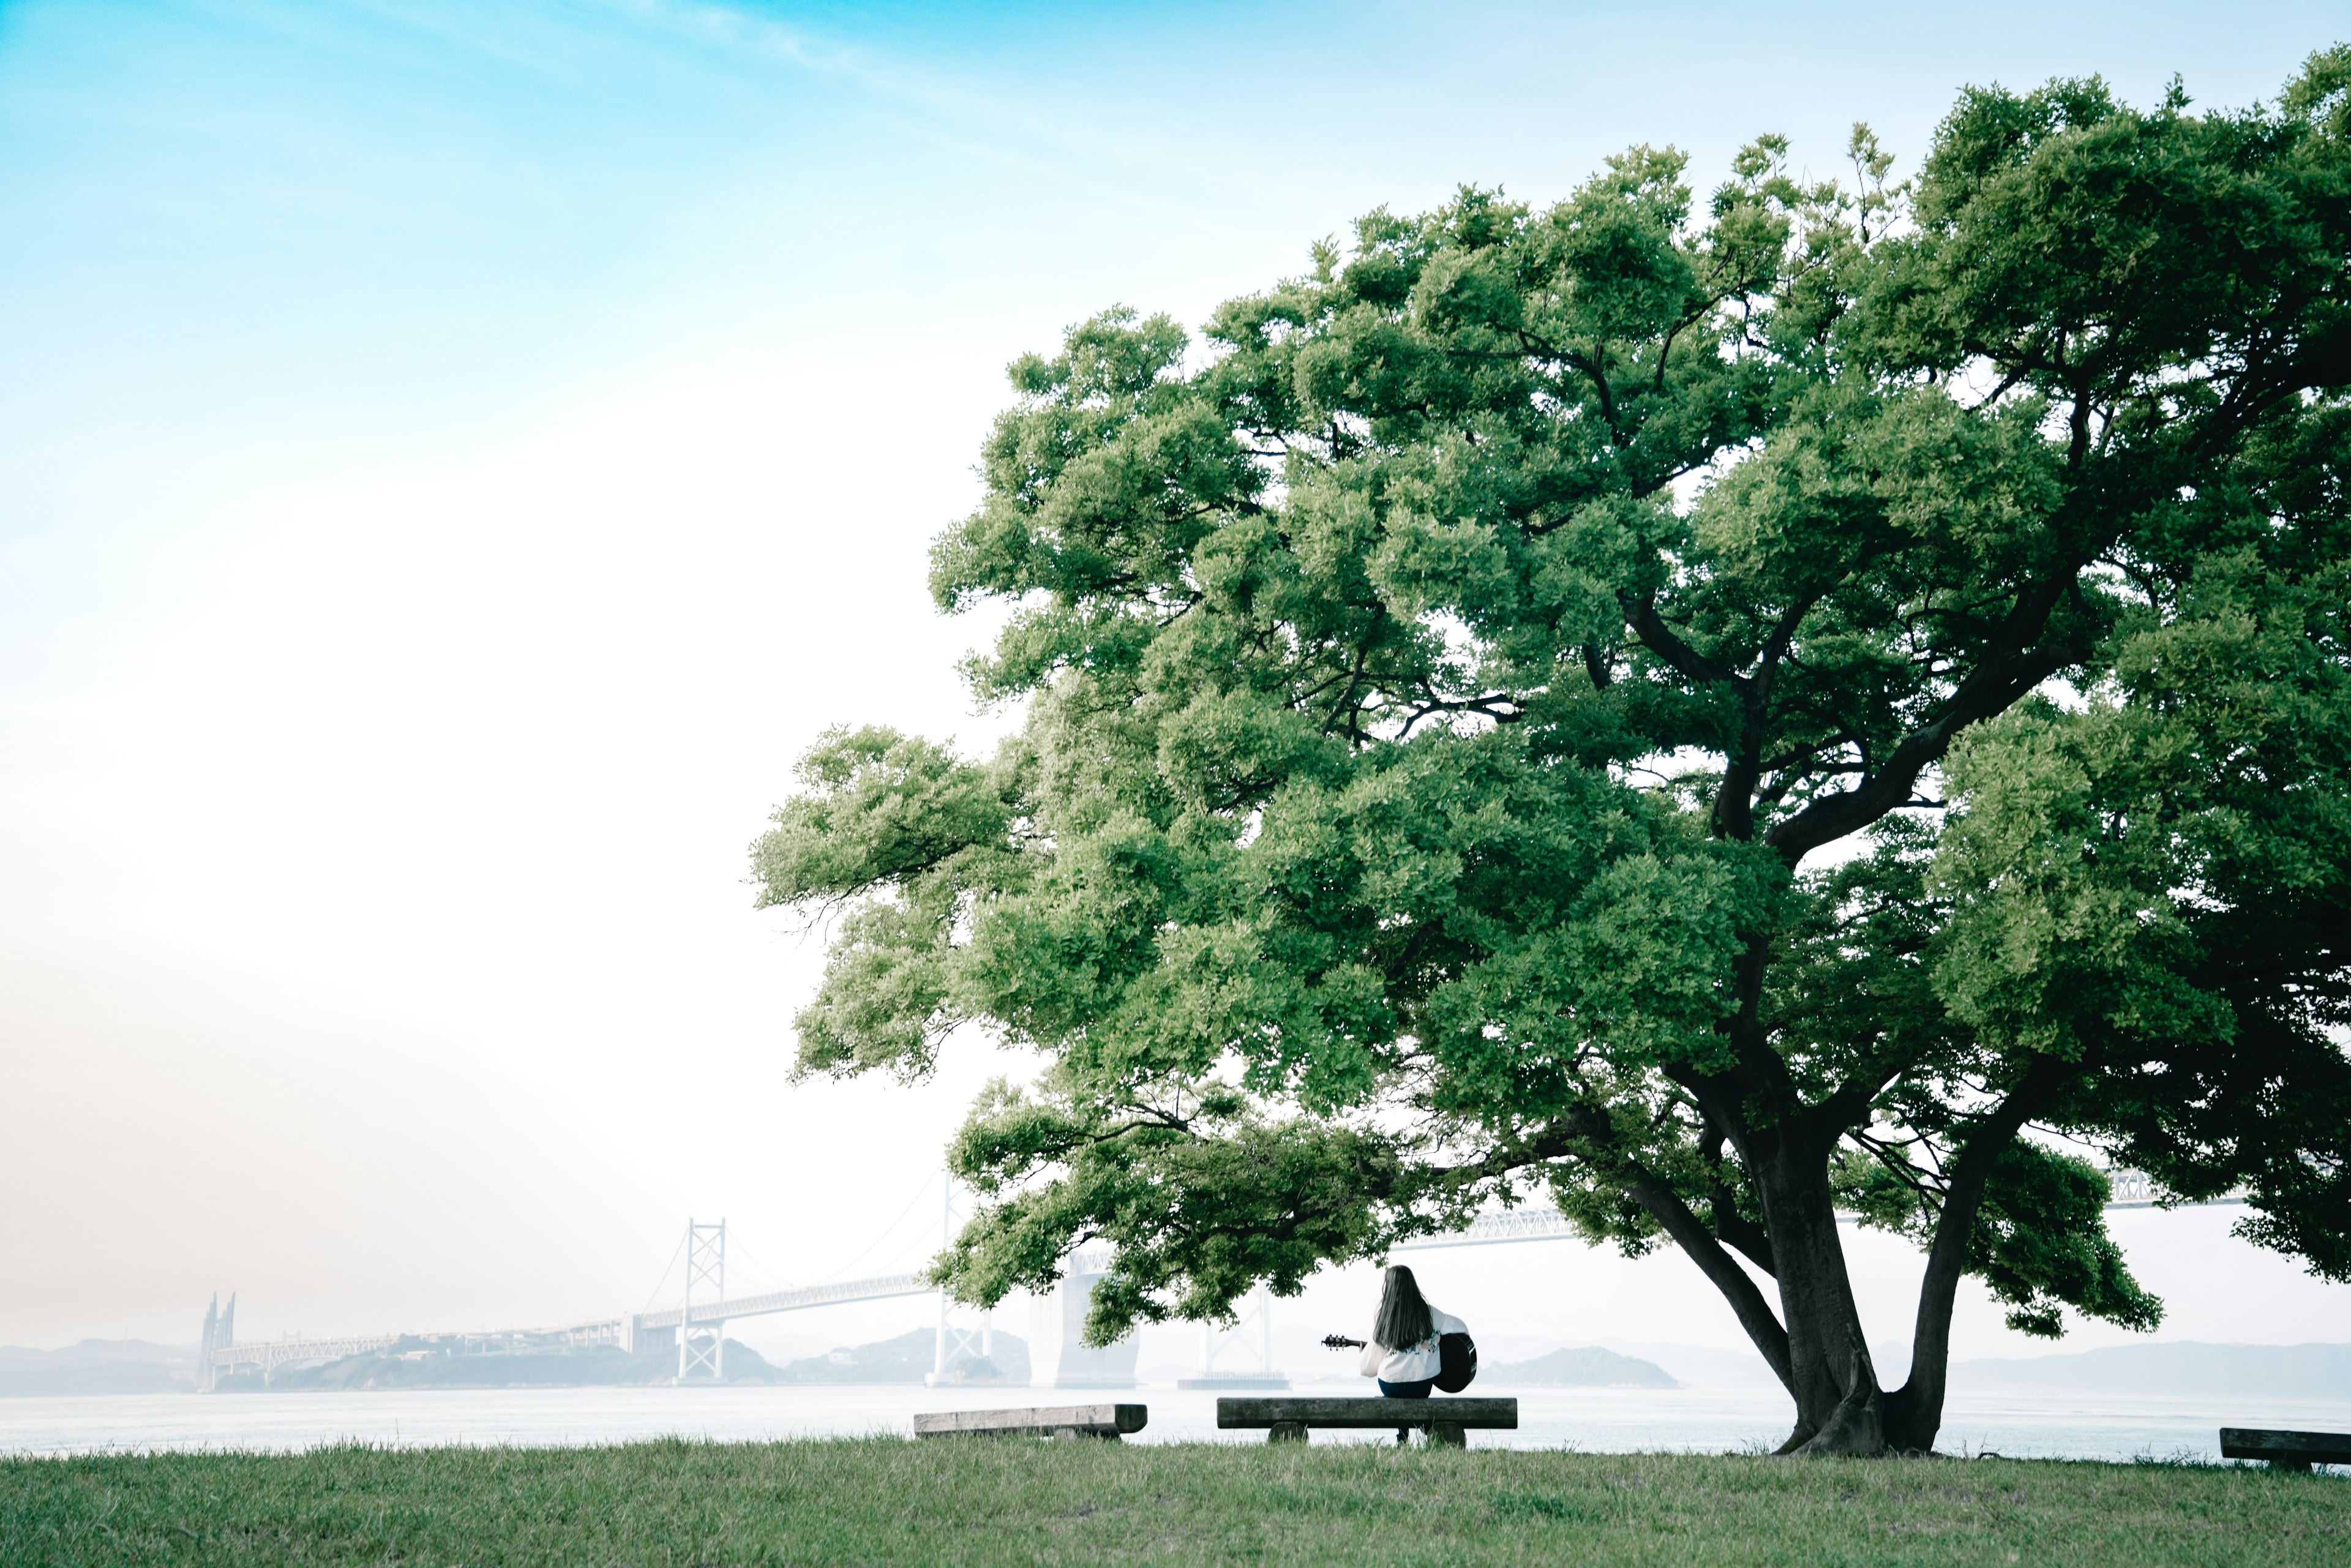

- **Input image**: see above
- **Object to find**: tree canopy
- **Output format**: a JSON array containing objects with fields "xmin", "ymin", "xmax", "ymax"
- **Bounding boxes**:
[{"xmin": 753, "ymin": 54, "xmax": 2351, "ymax": 1455}]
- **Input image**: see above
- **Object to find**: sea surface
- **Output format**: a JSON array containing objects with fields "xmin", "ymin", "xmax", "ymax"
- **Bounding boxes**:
[{"xmin": 7, "ymin": 1382, "xmax": 2347, "ymax": 1463}]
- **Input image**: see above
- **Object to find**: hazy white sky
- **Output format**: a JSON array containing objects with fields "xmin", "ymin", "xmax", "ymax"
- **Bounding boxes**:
[{"xmin": 4, "ymin": 0, "xmax": 2346, "ymax": 1363}]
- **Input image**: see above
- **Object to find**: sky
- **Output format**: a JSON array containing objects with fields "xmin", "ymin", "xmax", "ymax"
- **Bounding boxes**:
[{"xmin": 3, "ymin": 0, "xmax": 2347, "ymax": 1371}]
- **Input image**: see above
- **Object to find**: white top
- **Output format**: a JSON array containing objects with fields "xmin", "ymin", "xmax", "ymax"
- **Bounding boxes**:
[{"xmin": 1356, "ymin": 1307, "xmax": 1467, "ymax": 1384}]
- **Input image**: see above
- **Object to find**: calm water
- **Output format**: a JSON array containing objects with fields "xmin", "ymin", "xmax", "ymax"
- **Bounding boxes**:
[{"xmin": 7, "ymin": 1382, "xmax": 2347, "ymax": 1462}]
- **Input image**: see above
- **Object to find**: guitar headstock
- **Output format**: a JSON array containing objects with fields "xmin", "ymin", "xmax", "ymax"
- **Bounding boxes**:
[{"xmin": 1321, "ymin": 1334, "xmax": 1367, "ymax": 1350}]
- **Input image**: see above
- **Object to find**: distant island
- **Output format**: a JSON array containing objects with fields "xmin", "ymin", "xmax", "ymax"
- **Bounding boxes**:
[
  {"xmin": 232, "ymin": 1330, "xmax": 1022, "ymax": 1391},
  {"xmin": 770, "ymin": 1329, "xmax": 1030, "ymax": 1386},
  {"xmin": 0, "ymin": 1340, "xmax": 191, "ymax": 1398},
  {"xmin": 1483, "ymin": 1346, "xmax": 1679, "ymax": 1388},
  {"xmin": 230, "ymin": 1339, "xmax": 786, "ymax": 1392},
  {"xmin": 1952, "ymin": 1342, "xmax": 2351, "ymax": 1399},
  {"xmin": 0, "ymin": 1329, "xmax": 1035, "ymax": 1394}
]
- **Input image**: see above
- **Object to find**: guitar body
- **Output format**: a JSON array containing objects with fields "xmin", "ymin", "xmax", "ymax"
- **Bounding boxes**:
[{"xmin": 1433, "ymin": 1332, "xmax": 1478, "ymax": 1392}]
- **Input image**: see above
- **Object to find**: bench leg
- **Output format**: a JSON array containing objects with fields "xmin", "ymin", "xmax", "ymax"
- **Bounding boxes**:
[
  {"xmin": 1429, "ymin": 1422, "xmax": 1466, "ymax": 1449},
  {"xmin": 1267, "ymin": 1421, "xmax": 1308, "ymax": 1445},
  {"xmin": 2271, "ymin": 1458, "xmax": 2313, "ymax": 1474}
]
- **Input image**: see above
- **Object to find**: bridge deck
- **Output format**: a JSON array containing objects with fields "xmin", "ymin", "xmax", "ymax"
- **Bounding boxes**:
[
  {"xmin": 636, "ymin": 1273, "xmax": 931, "ymax": 1331},
  {"xmin": 202, "ymin": 1273, "xmax": 934, "ymax": 1373}
]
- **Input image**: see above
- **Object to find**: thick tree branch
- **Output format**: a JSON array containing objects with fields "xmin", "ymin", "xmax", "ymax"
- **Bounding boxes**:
[
  {"xmin": 1715, "ymin": 596, "xmax": 1817, "ymax": 841},
  {"xmin": 1812, "ymin": 1051, "xmax": 1913, "ymax": 1144},
  {"xmin": 1764, "ymin": 573, "xmax": 2086, "ymax": 865},
  {"xmin": 1665, "ymin": 1065, "xmax": 1760, "ymax": 1164},
  {"xmin": 1583, "ymin": 643, "xmax": 1614, "ymax": 691},
  {"xmin": 1627, "ymin": 1172, "xmax": 1795, "ymax": 1392},
  {"xmin": 1625, "ymin": 594, "xmax": 1747, "ymax": 688},
  {"xmin": 1711, "ymin": 1195, "xmax": 1777, "ymax": 1277},
  {"xmin": 1462, "ymin": 1106, "xmax": 1793, "ymax": 1387},
  {"xmin": 1698, "ymin": 1123, "xmax": 1776, "ymax": 1276},
  {"xmin": 1883, "ymin": 1053, "xmax": 2070, "ymax": 1448}
]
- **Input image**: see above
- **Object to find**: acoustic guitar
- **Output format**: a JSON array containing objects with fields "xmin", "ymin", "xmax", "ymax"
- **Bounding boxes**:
[{"xmin": 1322, "ymin": 1332, "xmax": 1478, "ymax": 1389}]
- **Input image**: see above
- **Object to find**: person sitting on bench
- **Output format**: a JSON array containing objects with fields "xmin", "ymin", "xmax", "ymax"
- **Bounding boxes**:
[{"xmin": 1355, "ymin": 1265, "xmax": 1468, "ymax": 1443}]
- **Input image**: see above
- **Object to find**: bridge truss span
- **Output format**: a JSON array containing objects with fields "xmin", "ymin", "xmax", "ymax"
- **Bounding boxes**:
[{"xmin": 207, "ymin": 1333, "xmax": 399, "ymax": 1380}]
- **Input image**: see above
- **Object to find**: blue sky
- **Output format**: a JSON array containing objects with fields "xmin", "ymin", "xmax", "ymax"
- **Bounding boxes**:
[
  {"xmin": 9, "ymin": 0, "xmax": 2337, "ymax": 508},
  {"xmin": 4, "ymin": 1, "xmax": 2347, "ymax": 1364},
  {"xmin": 6, "ymin": 1, "xmax": 2337, "ymax": 568}
]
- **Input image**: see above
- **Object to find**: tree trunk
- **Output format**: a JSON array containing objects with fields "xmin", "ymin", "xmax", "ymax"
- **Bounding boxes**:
[
  {"xmin": 1881, "ymin": 1057, "xmax": 2062, "ymax": 1453},
  {"xmin": 1753, "ymin": 1125, "xmax": 1887, "ymax": 1456},
  {"xmin": 1666, "ymin": 1065, "xmax": 2061, "ymax": 1457}
]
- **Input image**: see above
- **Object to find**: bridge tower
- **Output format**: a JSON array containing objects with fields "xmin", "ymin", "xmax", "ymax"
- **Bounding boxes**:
[
  {"xmin": 193, "ymin": 1292, "xmax": 237, "ymax": 1394},
  {"xmin": 925, "ymin": 1174, "xmax": 996, "ymax": 1387},
  {"xmin": 678, "ymin": 1218, "xmax": 726, "ymax": 1381},
  {"xmin": 196, "ymin": 1295, "xmax": 218, "ymax": 1393},
  {"xmin": 1176, "ymin": 1283, "xmax": 1286, "ymax": 1389}
]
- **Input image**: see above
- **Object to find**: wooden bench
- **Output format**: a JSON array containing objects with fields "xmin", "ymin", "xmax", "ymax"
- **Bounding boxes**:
[
  {"xmin": 1218, "ymin": 1396, "xmax": 1517, "ymax": 1448},
  {"xmin": 913, "ymin": 1403, "xmax": 1147, "ymax": 1441},
  {"xmin": 2219, "ymin": 1427, "xmax": 2351, "ymax": 1473}
]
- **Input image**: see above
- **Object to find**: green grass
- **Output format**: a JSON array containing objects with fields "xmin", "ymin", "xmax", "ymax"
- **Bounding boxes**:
[{"xmin": 4, "ymin": 1438, "xmax": 2344, "ymax": 1566}]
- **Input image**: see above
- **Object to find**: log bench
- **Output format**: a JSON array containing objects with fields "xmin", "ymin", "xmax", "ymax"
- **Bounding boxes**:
[
  {"xmin": 2219, "ymin": 1427, "xmax": 2351, "ymax": 1473},
  {"xmin": 914, "ymin": 1403, "xmax": 1147, "ymax": 1441},
  {"xmin": 1218, "ymin": 1396, "xmax": 1518, "ymax": 1448}
]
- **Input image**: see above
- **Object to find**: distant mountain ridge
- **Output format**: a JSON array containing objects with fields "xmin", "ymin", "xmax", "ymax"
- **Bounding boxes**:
[
  {"xmin": 0, "ymin": 1340, "xmax": 193, "ymax": 1398},
  {"xmin": 0, "ymin": 1339, "xmax": 192, "ymax": 1367},
  {"xmin": 244, "ymin": 1339, "xmax": 787, "ymax": 1392},
  {"xmin": 1483, "ymin": 1346, "xmax": 1679, "ymax": 1388},
  {"xmin": 778, "ymin": 1328, "xmax": 1030, "ymax": 1385},
  {"xmin": 1954, "ymin": 1342, "xmax": 2351, "ymax": 1398}
]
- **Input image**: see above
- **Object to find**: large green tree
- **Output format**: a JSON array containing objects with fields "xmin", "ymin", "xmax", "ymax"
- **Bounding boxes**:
[{"xmin": 754, "ymin": 57, "xmax": 2351, "ymax": 1455}]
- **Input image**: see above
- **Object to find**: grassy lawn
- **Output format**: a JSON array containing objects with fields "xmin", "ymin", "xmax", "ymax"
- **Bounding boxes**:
[{"xmin": 4, "ymin": 1438, "xmax": 2345, "ymax": 1566}]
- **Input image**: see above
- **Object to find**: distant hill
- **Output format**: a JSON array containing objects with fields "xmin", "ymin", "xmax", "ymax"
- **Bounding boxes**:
[
  {"xmin": 1484, "ymin": 1346, "xmax": 1679, "ymax": 1389},
  {"xmin": 779, "ymin": 1328, "xmax": 1030, "ymax": 1386},
  {"xmin": 234, "ymin": 1338, "xmax": 787, "ymax": 1392},
  {"xmin": 1598, "ymin": 1341, "xmax": 1785, "ymax": 1389},
  {"xmin": 1953, "ymin": 1343, "xmax": 2351, "ymax": 1398},
  {"xmin": 3, "ymin": 1338, "xmax": 193, "ymax": 1367},
  {"xmin": 740, "ymin": 1330, "xmax": 829, "ymax": 1366},
  {"xmin": 0, "ymin": 1340, "xmax": 193, "ymax": 1398},
  {"xmin": 6, "ymin": 1327, "xmax": 1049, "ymax": 1395}
]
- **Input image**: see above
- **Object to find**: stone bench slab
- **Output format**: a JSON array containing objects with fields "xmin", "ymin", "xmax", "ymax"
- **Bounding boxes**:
[
  {"xmin": 2219, "ymin": 1427, "xmax": 2351, "ymax": 1471},
  {"xmin": 1219, "ymin": 1396, "xmax": 1517, "ymax": 1447},
  {"xmin": 1218, "ymin": 1397, "xmax": 1518, "ymax": 1430},
  {"xmin": 914, "ymin": 1403, "xmax": 1147, "ymax": 1440}
]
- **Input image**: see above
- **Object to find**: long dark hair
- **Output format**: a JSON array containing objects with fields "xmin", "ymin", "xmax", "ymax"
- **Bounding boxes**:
[{"xmin": 1372, "ymin": 1265, "xmax": 1434, "ymax": 1351}]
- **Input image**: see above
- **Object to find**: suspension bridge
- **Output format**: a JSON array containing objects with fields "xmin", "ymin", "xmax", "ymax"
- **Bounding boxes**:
[
  {"xmin": 194, "ymin": 1169, "xmax": 2236, "ymax": 1389},
  {"xmin": 193, "ymin": 1174, "xmax": 1128, "ymax": 1391},
  {"xmin": 193, "ymin": 1241, "xmax": 936, "ymax": 1390}
]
